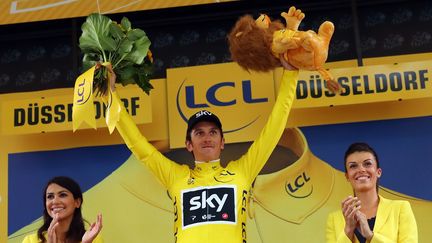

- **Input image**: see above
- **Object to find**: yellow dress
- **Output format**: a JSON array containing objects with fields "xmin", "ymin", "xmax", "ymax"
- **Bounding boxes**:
[
  {"xmin": 22, "ymin": 232, "xmax": 103, "ymax": 243},
  {"xmin": 326, "ymin": 195, "xmax": 417, "ymax": 243}
]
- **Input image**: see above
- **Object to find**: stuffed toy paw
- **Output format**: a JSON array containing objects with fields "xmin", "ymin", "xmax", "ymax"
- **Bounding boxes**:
[{"xmin": 228, "ymin": 6, "xmax": 340, "ymax": 93}]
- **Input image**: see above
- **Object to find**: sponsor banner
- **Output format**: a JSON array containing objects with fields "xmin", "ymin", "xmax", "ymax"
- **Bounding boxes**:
[
  {"xmin": 0, "ymin": 84, "xmax": 151, "ymax": 135},
  {"xmin": 167, "ymin": 62, "xmax": 276, "ymax": 148},
  {"xmin": 2, "ymin": 59, "xmax": 432, "ymax": 138},
  {"xmin": 287, "ymin": 60, "xmax": 432, "ymax": 127},
  {"xmin": 166, "ymin": 61, "xmax": 432, "ymax": 148},
  {"xmin": 363, "ymin": 52, "xmax": 432, "ymax": 66},
  {"xmin": 0, "ymin": 0, "xmax": 237, "ymax": 25},
  {"xmin": 288, "ymin": 98, "xmax": 432, "ymax": 127},
  {"xmin": 292, "ymin": 60, "xmax": 432, "ymax": 108}
]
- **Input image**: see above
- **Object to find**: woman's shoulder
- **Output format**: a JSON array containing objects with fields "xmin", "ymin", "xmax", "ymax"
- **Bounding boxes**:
[
  {"xmin": 327, "ymin": 208, "xmax": 344, "ymax": 220},
  {"xmin": 379, "ymin": 195, "xmax": 408, "ymax": 203},
  {"xmin": 379, "ymin": 195, "xmax": 412, "ymax": 208}
]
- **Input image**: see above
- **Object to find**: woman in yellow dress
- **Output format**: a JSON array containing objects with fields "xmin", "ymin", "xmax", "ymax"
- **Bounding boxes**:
[
  {"xmin": 326, "ymin": 143, "xmax": 417, "ymax": 243},
  {"xmin": 22, "ymin": 176, "xmax": 103, "ymax": 243}
]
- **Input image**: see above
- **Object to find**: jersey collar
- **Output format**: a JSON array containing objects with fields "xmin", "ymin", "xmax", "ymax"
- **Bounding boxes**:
[
  {"xmin": 252, "ymin": 128, "xmax": 335, "ymax": 224},
  {"xmin": 194, "ymin": 159, "xmax": 221, "ymax": 174}
]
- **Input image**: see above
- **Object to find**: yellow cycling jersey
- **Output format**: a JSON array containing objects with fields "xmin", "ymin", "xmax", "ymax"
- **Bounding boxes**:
[
  {"xmin": 11, "ymin": 128, "xmax": 431, "ymax": 243},
  {"xmin": 115, "ymin": 70, "xmax": 298, "ymax": 243}
]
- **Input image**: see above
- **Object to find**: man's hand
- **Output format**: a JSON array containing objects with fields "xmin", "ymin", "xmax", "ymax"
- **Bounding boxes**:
[
  {"xmin": 95, "ymin": 63, "xmax": 116, "ymax": 92},
  {"xmin": 279, "ymin": 54, "xmax": 297, "ymax": 71}
]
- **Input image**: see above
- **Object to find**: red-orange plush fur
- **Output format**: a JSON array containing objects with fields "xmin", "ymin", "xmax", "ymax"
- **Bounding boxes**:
[
  {"xmin": 228, "ymin": 15, "xmax": 283, "ymax": 72},
  {"xmin": 228, "ymin": 8, "xmax": 340, "ymax": 93}
]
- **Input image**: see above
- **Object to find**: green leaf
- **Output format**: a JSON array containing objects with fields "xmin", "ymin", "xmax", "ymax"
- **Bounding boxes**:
[
  {"xmin": 82, "ymin": 53, "xmax": 101, "ymax": 70},
  {"xmin": 127, "ymin": 29, "xmax": 146, "ymax": 41},
  {"xmin": 117, "ymin": 65, "xmax": 137, "ymax": 84},
  {"xmin": 82, "ymin": 61, "xmax": 95, "ymax": 71},
  {"xmin": 121, "ymin": 17, "xmax": 131, "ymax": 31},
  {"xmin": 135, "ymin": 65, "xmax": 154, "ymax": 95},
  {"xmin": 118, "ymin": 38, "xmax": 134, "ymax": 55},
  {"xmin": 83, "ymin": 52, "xmax": 101, "ymax": 62},
  {"xmin": 79, "ymin": 13, "xmax": 154, "ymax": 95},
  {"xmin": 79, "ymin": 13, "xmax": 116, "ymax": 58},
  {"xmin": 124, "ymin": 36, "xmax": 151, "ymax": 64},
  {"xmin": 136, "ymin": 73, "xmax": 152, "ymax": 95},
  {"xmin": 109, "ymin": 23, "xmax": 125, "ymax": 40}
]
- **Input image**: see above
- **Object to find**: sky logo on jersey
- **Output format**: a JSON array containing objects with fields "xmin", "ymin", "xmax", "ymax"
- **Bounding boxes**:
[{"xmin": 181, "ymin": 185, "xmax": 237, "ymax": 229}]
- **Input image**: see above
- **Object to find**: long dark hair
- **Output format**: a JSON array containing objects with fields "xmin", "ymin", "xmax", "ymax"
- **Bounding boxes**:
[{"xmin": 38, "ymin": 176, "xmax": 86, "ymax": 242}]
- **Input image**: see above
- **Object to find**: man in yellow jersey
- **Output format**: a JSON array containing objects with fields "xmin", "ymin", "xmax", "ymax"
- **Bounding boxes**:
[
  {"xmin": 9, "ymin": 126, "xmax": 432, "ymax": 243},
  {"xmin": 112, "ymin": 56, "xmax": 297, "ymax": 242}
]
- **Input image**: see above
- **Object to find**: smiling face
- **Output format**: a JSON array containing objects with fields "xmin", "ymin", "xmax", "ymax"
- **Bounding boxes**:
[
  {"xmin": 186, "ymin": 121, "xmax": 225, "ymax": 162},
  {"xmin": 45, "ymin": 183, "xmax": 81, "ymax": 221},
  {"xmin": 345, "ymin": 151, "xmax": 382, "ymax": 193}
]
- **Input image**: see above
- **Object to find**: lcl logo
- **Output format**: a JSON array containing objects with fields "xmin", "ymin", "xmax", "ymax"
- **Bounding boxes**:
[
  {"xmin": 285, "ymin": 172, "xmax": 313, "ymax": 199},
  {"xmin": 75, "ymin": 78, "xmax": 91, "ymax": 105},
  {"xmin": 176, "ymin": 79, "xmax": 268, "ymax": 133}
]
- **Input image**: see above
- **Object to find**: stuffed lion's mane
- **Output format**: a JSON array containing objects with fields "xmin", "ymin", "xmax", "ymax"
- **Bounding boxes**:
[
  {"xmin": 228, "ymin": 6, "xmax": 340, "ymax": 93},
  {"xmin": 228, "ymin": 15, "xmax": 284, "ymax": 72}
]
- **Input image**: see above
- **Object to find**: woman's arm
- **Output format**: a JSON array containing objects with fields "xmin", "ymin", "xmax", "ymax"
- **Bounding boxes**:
[{"xmin": 326, "ymin": 211, "xmax": 355, "ymax": 243}]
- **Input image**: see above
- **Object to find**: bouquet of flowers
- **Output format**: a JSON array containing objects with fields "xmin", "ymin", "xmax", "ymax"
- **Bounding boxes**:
[{"xmin": 79, "ymin": 13, "xmax": 153, "ymax": 96}]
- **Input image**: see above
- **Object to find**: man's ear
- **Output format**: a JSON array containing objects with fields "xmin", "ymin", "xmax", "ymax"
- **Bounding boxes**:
[
  {"xmin": 220, "ymin": 137, "xmax": 225, "ymax": 150},
  {"xmin": 185, "ymin": 140, "xmax": 193, "ymax": 152}
]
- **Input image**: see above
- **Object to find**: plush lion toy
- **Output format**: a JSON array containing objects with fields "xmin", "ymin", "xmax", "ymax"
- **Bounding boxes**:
[{"xmin": 228, "ymin": 6, "xmax": 340, "ymax": 93}]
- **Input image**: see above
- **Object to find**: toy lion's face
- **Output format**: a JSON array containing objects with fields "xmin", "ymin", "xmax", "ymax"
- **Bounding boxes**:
[
  {"xmin": 229, "ymin": 13, "xmax": 334, "ymax": 73},
  {"xmin": 228, "ymin": 15, "xmax": 283, "ymax": 72},
  {"xmin": 228, "ymin": 8, "xmax": 338, "ymax": 92}
]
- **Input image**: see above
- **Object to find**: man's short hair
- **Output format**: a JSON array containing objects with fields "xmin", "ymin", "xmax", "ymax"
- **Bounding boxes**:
[{"xmin": 186, "ymin": 110, "xmax": 223, "ymax": 141}]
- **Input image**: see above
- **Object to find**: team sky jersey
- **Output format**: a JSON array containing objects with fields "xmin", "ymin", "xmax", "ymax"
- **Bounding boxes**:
[
  {"xmin": 115, "ymin": 70, "xmax": 298, "ymax": 243},
  {"xmin": 11, "ymin": 127, "xmax": 432, "ymax": 243}
]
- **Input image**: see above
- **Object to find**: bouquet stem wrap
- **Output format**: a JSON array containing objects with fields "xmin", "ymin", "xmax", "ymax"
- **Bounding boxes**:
[{"xmin": 72, "ymin": 62, "xmax": 121, "ymax": 134}]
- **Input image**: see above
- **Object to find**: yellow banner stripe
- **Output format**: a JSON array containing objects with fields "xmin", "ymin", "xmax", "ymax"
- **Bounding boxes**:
[{"xmin": 0, "ymin": 0, "xmax": 238, "ymax": 25}]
